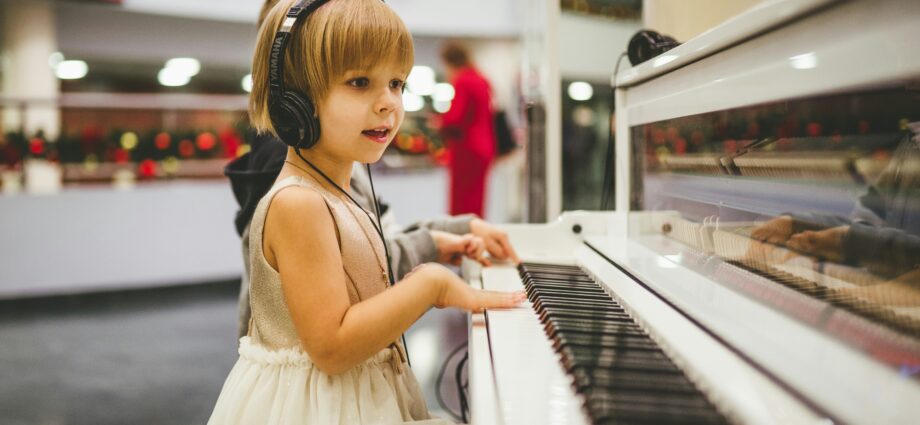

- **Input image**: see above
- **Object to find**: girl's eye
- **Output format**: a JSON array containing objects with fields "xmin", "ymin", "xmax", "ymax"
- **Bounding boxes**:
[
  {"xmin": 390, "ymin": 79, "xmax": 405, "ymax": 91},
  {"xmin": 348, "ymin": 77, "xmax": 370, "ymax": 88}
]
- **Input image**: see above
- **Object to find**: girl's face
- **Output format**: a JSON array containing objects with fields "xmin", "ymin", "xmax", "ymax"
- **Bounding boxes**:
[{"xmin": 314, "ymin": 61, "xmax": 407, "ymax": 164}]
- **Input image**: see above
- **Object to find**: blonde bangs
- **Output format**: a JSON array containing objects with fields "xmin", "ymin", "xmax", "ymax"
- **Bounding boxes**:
[
  {"xmin": 249, "ymin": 0, "xmax": 414, "ymax": 135},
  {"xmin": 296, "ymin": 0, "xmax": 413, "ymax": 98}
]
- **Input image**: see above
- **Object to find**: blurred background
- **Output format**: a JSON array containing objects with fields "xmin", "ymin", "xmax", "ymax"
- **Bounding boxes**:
[{"xmin": 0, "ymin": 0, "xmax": 759, "ymax": 423}]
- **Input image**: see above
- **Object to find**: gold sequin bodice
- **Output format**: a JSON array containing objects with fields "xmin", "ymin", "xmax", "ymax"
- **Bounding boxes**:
[{"xmin": 247, "ymin": 175, "xmax": 390, "ymax": 350}]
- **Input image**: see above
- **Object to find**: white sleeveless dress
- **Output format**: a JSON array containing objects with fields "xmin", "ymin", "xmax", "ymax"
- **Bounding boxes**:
[{"xmin": 208, "ymin": 175, "xmax": 452, "ymax": 424}]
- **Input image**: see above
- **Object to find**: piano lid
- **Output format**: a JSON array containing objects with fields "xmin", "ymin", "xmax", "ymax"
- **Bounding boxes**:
[{"xmin": 614, "ymin": 0, "xmax": 835, "ymax": 88}]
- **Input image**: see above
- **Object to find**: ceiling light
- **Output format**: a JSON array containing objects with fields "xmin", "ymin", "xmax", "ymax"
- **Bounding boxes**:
[
  {"xmin": 158, "ymin": 67, "xmax": 191, "ymax": 87},
  {"xmin": 403, "ymin": 92, "xmax": 424, "ymax": 112},
  {"xmin": 165, "ymin": 57, "xmax": 200, "ymax": 77},
  {"xmin": 433, "ymin": 100, "xmax": 451, "ymax": 113},
  {"xmin": 567, "ymin": 81, "xmax": 593, "ymax": 101},
  {"xmin": 407, "ymin": 66, "xmax": 436, "ymax": 96},
  {"xmin": 242, "ymin": 74, "xmax": 253, "ymax": 93},
  {"xmin": 433, "ymin": 83, "xmax": 455, "ymax": 102},
  {"xmin": 55, "ymin": 60, "xmax": 88, "ymax": 80}
]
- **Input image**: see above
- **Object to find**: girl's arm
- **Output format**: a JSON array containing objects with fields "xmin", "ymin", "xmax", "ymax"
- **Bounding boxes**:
[{"xmin": 265, "ymin": 186, "xmax": 521, "ymax": 375}]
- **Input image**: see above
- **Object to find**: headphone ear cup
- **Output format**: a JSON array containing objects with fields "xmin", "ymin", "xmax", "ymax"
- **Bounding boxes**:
[
  {"xmin": 270, "ymin": 101, "xmax": 306, "ymax": 148},
  {"xmin": 627, "ymin": 30, "xmax": 680, "ymax": 66},
  {"xmin": 269, "ymin": 91, "xmax": 321, "ymax": 149},
  {"xmin": 285, "ymin": 91, "xmax": 321, "ymax": 149}
]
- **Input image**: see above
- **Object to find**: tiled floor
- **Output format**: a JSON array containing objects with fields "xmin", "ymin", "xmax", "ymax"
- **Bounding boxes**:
[{"xmin": 0, "ymin": 283, "xmax": 468, "ymax": 424}]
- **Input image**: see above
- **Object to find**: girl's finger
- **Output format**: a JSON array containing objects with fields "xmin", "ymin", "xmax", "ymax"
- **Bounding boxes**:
[
  {"xmin": 485, "ymin": 238, "xmax": 506, "ymax": 259},
  {"xmin": 501, "ymin": 238, "xmax": 521, "ymax": 264}
]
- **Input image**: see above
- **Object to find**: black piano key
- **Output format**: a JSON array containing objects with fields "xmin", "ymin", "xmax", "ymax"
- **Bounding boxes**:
[
  {"xmin": 524, "ymin": 273, "xmax": 597, "ymax": 283},
  {"xmin": 570, "ymin": 368, "xmax": 701, "ymax": 398},
  {"xmin": 525, "ymin": 280, "xmax": 598, "ymax": 289},
  {"xmin": 546, "ymin": 317, "xmax": 645, "ymax": 331},
  {"xmin": 520, "ymin": 263, "xmax": 584, "ymax": 272},
  {"xmin": 535, "ymin": 299, "xmax": 622, "ymax": 313},
  {"xmin": 586, "ymin": 392, "xmax": 727, "ymax": 424},
  {"xmin": 540, "ymin": 309, "xmax": 633, "ymax": 323},
  {"xmin": 525, "ymin": 285, "xmax": 601, "ymax": 294},
  {"xmin": 559, "ymin": 347, "xmax": 679, "ymax": 373},
  {"xmin": 554, "ymin": 332, "xmax": 661, "ymax": 352},
  {"xmin": 524, "ymin": 278, "xmax": 599, "ymax": 289},
  {"xmin": 528, "ymin": 291, "xmax": 619, "ymax": 303},
  {"xmin": 545, "ymin": 322, "xmax": 648, "ymax": 341},
  {"xmin": 542, "ymin": 313, "xmax": 636, "ymax": 328},
  {"xmin": 524, "ymin": 283, "xmax": 610, "ymax": 294}
]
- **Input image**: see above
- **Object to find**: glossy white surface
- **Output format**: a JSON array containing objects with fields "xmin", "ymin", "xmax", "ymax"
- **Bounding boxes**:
[
  {"xmin": 617, "ymin": 0, "xmax": 920, "ymax": 126},
  {"xmin": 498, "ymin": 211, "xmax": 610, "ymax": 262},
  {"xmin": 585, "ymin": 233, "xmax": 920, "ymax": 424}
]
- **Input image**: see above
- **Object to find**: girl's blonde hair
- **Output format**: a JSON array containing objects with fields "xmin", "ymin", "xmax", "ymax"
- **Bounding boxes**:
[{"xmin": 250, "ymin": 0, "xmax": 414, "ymax": 135}]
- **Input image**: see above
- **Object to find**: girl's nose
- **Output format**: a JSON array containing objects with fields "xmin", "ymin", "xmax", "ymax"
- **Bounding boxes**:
[{"xmin": 375, "ymin": 89, "xmax": 399, "ymax": 114}]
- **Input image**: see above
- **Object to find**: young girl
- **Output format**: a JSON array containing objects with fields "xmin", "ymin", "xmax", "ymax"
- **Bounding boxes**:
[{"xmin": 208, "ymin": 0, "xmax": 525, "ymax": 423}]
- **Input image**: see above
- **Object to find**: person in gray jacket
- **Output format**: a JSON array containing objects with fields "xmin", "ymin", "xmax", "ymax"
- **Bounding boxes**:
[{"xmin": 226, "ymin": 134, "xmax": 520, "ymax": 337}]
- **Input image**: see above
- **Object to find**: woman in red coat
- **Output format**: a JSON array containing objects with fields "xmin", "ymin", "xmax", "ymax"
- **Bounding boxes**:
[{"xmin": 433, "ymin": 42, "xmax": 496, "ymax": 217}]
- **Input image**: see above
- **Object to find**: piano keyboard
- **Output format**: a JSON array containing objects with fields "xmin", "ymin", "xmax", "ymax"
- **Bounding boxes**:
[{"xmin": 519, "ymin": 262, "xmax": 729, "ymax": 425}]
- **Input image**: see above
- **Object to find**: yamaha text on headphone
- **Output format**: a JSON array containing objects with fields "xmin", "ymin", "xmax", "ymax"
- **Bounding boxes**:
[{"xmin": 268, "ymin": 0, "xmax": 328, "ymax": 150}]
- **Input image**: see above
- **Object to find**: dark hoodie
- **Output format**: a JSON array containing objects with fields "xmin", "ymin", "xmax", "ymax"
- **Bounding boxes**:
[{"xmin": 224, "ymin": 133, "xmax": 288, "ymax": 236}]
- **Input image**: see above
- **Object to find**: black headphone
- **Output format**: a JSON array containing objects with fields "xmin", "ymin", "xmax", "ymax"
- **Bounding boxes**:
[
  {"xmin": 268, "ymin": 0, "xmax": 330, "ymax": 150},
  {"xmin": 627, "ymin": 30, "xmax": 680, "ymax": 67}
]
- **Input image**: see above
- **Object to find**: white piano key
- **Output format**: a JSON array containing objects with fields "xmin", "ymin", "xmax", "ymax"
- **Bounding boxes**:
[{"xmin": 478, "ymin": 265, "xmax": 590, "ymax": 425}]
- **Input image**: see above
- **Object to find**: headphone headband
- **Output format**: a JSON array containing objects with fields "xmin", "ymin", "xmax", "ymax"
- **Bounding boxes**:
[{"xmin": 268, "ymin": 0, "xmax": 331, "ymax": 116}]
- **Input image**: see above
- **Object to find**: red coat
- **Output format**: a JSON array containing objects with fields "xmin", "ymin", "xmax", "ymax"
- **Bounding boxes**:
[{"xmin": 440, "ymin": 67, "xmax": 496, "ymax": 217}]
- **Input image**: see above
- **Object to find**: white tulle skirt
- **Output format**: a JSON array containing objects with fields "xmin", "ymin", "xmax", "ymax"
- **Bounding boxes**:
[{"xmin": 208, "ymin": 337, "xmax": 452, "ymax": 425}]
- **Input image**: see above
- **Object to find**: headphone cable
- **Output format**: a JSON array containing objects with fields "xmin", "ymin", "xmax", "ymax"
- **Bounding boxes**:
[
  {"xmin": 365, "ymin": 162, "xmax": 411, "ymax": 367},
  {"xmin": 291, "ymin": 149, "xmax": 410, "ymax": 366},
  {"xmin": 601, "ymin": 51, "xmax": 628, "ymax": 211}
]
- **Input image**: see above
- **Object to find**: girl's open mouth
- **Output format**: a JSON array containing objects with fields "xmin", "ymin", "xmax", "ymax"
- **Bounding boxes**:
[{"xmin": 362, "ymin": 128, "xmax": 390, "ymax": 144}]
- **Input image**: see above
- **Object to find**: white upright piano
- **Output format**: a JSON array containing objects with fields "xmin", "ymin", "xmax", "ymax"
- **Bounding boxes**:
[{"xmin": 468, "ymin": 1, "xmax": 920, "ymax": 424}]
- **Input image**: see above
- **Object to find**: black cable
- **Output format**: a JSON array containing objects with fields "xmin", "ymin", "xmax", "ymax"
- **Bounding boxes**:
[
  {"xmin": 293, "ymin": 150, "xmax": 387, "ymax": 245},
  {"xmin": 364, "ymin": 163, "xmax": 395, "ymax": 286},
  {"xmin": 601, "ymin": 51, "xmax": 628, "ymax": 211},
  {"xmin": 436, "ymin": 342, "xmax": 468, "ymax": 421},
  {"xmin": 456, "ymin": 351, "xmax": 470, "ymax": 423},
  {"xmin": 364, "ymin": 163, "xmax": 411, "ymax": 367}
]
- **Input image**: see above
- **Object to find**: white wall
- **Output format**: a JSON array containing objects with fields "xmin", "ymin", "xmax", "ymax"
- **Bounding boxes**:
[
  {"xmin": 0, "ymin": 171, "xmax": 472, "ymax": 298},
  {"xmin": 559, "ymin": 12, "xmax": 642, "ymax": 82},
  {"xmin": 643, "ymin": 0, "xmax": 763, "ymax": 42},
  {"xmin": 0, "ymin": 181, "xmax": 242, "ymax": 299},
  {"xmin": 468, "ymin": 39, "xmax": 522, "ymax": 114}
]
